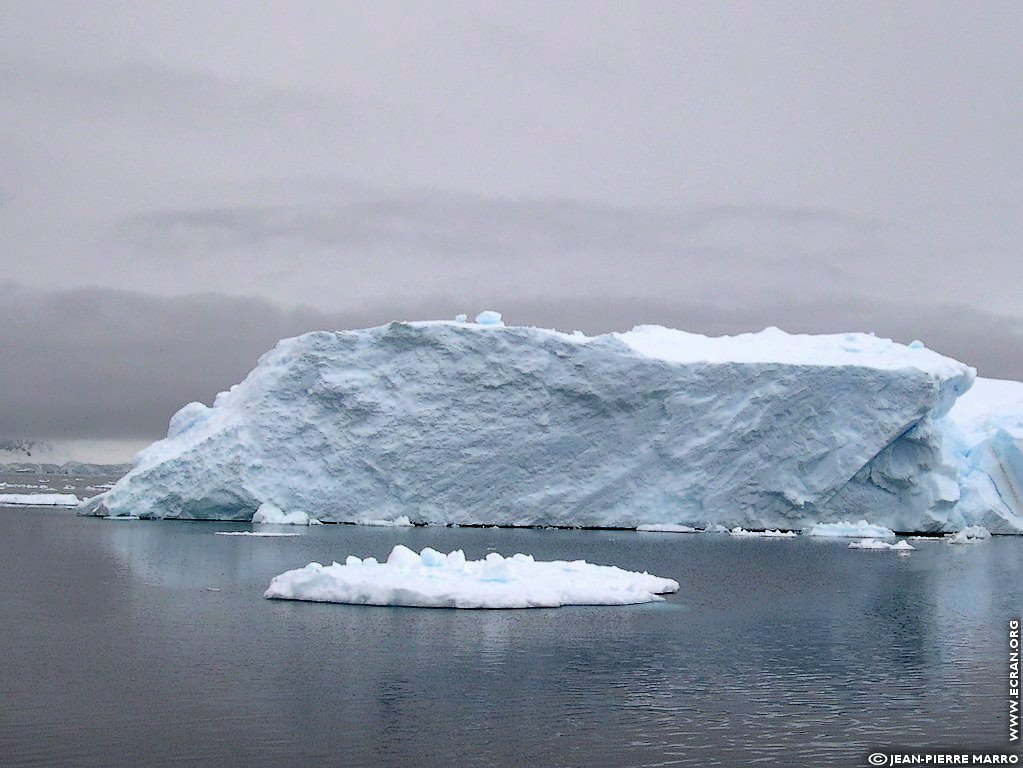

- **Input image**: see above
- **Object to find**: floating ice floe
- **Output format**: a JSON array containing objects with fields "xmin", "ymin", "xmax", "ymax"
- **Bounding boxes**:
[
  {"xmin": 252, "ymin": 502, "xmax": 321, "ymax": 526},
  {"xmin": 0, "ymin": 493, "xmax": 81, "ymax": 507},
  {"xmin": 947, "ymin": 525, "xmax": 992, "ymax": 545},
  {"xmin": 729, "ymin": 527, "xmax": 798, "ymax": 538},
  {"xmin": 264, "ymin": 545, "xmax": 679, "ymax": 608},
  {"xmin": 103, "ymin": 515, "xmax": 140, "ymax": 521},
  {"xmin": 636, "ymin": 523, "xmax": 697, "ymax": 533},
  {"xmin": 806, "ymin": 520, "xmax": 895, "ymax": 538},
  {"xmin": 848, "ymin": 539, "xmax": 916, "ymax": 551},
  {"xmin": 215, "ymin": 531, "xmax": 301, "ymax": 537},
  {"xmin": 354, "ymin": 515, "xmax": 414, "ymax": 527}
]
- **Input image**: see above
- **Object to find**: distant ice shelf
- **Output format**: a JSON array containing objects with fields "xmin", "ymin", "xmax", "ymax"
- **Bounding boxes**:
[
  {"xmin": 264, "ymin": 545, "xmax": 680, "ymax": 608},
  {"xmin": 1, "ymin": 493, "xmax": 81, "ymax": 507}
]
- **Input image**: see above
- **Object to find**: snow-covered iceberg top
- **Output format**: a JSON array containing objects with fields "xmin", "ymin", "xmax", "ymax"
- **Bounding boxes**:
[
  {"xmin": 264, "ymin": 545, "xmax": 680, "ymax": 609},
  {"xmin": 806, "ymin": 520, "xmax": 896, "ymax": 538},
  {"xmin": 79, "ymin": 316, "xmax": 1010, "ymax": 532},
  {"xmin": 0, "ymin": 493, "xmax": 80, "ymax": 507}
]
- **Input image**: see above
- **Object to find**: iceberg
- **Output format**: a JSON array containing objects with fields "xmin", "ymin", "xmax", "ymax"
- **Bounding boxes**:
[
  {"xmin": 1, "ymin": 493, "xmax": 80, "ymax": 507},
  {"xmin": 80, "ymin": 317, "xmax": 1011, "ymax": 532},
  {"xmin": 264, "ymin": 545, "xmax": 679, "ymax": 608}
]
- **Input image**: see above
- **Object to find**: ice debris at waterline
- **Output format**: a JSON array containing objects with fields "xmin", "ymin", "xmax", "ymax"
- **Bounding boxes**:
[
  {"xmin": 728, "ymin": 528, "xmax": 798, "ymax": 538},
  {"xmin": 354, "ymin": 515, "xmax": 414, "ymax": 527},
  {"xmin": 636, "ymin": 523, "xmax": 698, "ymax": 533},
  {"xmin": 1, "ymin": 493, "xmax": 81, "ymax": 507},
  {"xmin": 251, "ymin": 502, "xmax": 321, "ymax": 526},
  {"xmin": 806, "ymin": 520, "xmax": 896, "ymax": 538},
  {"xmin": 947, "ymin": 525, "xmax": 992, "ymax": 545},
  {"xmin": 215, "ymin": 531, "xmax": 301, "ymax": 537},
  {"xmin": 264, "ymin": 545, "xmax": 680, "ymax": 608},
  {"xmin": 78, "ymin": 316, "xmax": 1023, "ymax": 533},
  {"xmin": 848, "ymin": 539, "xmax": 916, "ymax": 551}
]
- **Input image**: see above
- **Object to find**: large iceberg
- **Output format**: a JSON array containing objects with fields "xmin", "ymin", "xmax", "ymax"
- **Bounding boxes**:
[{"xmin": 80, "ymin": 317, "xmax": 1022, "ymax": 532}]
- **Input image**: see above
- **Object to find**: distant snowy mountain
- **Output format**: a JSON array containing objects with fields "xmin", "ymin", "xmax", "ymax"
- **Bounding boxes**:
[
  {"xmin": 0, "ymin": 438, "xmax": 135, "ymax": 476},
  {"xmin": 0, "ymin": 438, "xmax": 52, "ymax": 459},
  {"xmin": 79, "ymin": 316, "xmax": 1021, "ymax": 533}
]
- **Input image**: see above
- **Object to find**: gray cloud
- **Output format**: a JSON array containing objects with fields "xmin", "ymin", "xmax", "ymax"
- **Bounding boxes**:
[
  {"xmin": 104, "ymin": 194, "xmax": 1020, "ymax": 322},
  {"xmin": 2, "ymin": 283, "xmax": 1019, "ymax": 443}
]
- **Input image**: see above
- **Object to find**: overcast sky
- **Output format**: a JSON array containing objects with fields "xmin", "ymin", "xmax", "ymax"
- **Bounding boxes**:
[{"xmin": 1, "ymin": 1, "xmax": 1020, "ymax": 458}]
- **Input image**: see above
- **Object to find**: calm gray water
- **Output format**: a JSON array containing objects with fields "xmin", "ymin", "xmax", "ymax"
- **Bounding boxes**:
[{"xmin": 1, "ymin": 476, "xmax": 1020, "ymax": 767}]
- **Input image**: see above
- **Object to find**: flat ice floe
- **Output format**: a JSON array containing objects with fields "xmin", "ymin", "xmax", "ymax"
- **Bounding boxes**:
[
  {"xmin": 264, "ymin": 545, "xmax": 679, "ymax": 608},
  {"xmin": 806, "ymin": 520, "xmax": 895, "ymax": 538},
  {"xmin": 848, "ymin": 539, "xmax": 915, "ymax": 551},
  {"xmin": 0, "ymin": 493, "xmax": 81, "ymax": 507},
  {"xmin": 216, "ymin": 531, "xmax": 301, "ymax": 537}
]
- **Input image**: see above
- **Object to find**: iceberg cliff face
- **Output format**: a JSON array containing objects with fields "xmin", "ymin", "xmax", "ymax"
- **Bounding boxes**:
[
  {"xmin": 80, "ymin": 320, "xmax": 990, "ymax": 530},
  {"xmin": 940, "ymin": 377, "xmax": 1023, "ymax": 533}
]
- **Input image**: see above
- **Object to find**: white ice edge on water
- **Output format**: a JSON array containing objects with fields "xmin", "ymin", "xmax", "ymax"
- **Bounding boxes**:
[
  {"xmin": 264, "ymin": 545, "xmax": 679, "ymax": 609},
  {"xmin": 848, "ymin": 539, "xmax": 916, "ymax": 551},
  {"xmin": 636, "ymin": 523, "xmax": 698, "ymax": 533},
  {"xmin": 0, "ymin": 493, "xmax": 81, "ymax": 507},
  {"xmin": 729, "ymin": 527, "xmax": 798, "ymax": 538},
  {"xmin": 353, "ymin": 515, "xmax": 414, "ymax": 527},
  {"xmin": 216, "ymin": 531, "xmax": 301, "ymax": 537},
  {"xmin": 806, "ymin": 520, "xmax": 896, "ymax": 538}
]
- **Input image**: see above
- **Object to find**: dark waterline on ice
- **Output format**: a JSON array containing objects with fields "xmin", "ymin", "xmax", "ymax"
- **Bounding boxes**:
[{"xmin": 0, "ymin": 476, "xmax": 1020, "ymax": 767}]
